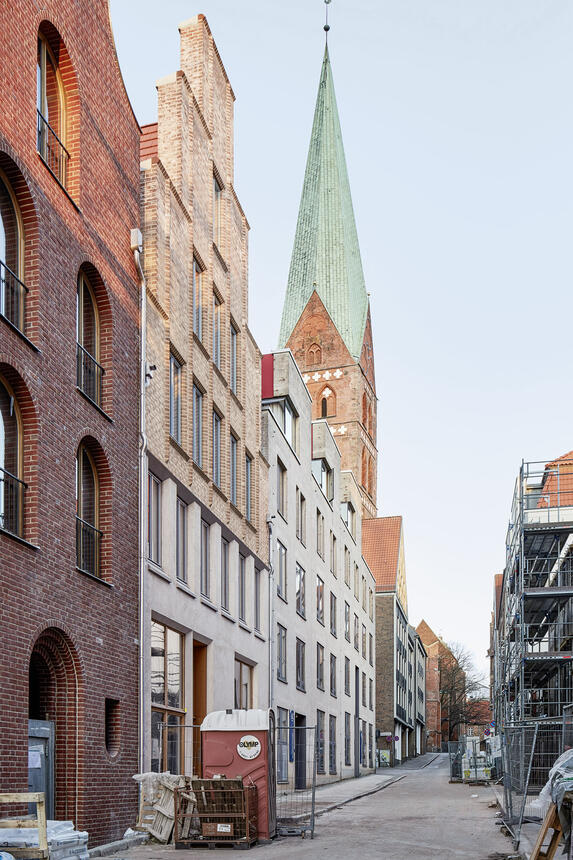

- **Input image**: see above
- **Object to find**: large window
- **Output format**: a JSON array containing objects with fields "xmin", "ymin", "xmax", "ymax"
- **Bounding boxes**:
[
  {"xmin": 295, "ymin": 487, "xmax": 306, "ymax": 544},
  {"xmin": 312, "ymin": 457, "xmax": 333, "ymax": 501},
  {"xmin": 341, "ymin": 501, "xmax": 356, "ymax": 539},
  {"xmin": 193, "ymin": 385, "xmax": 203, "ymax": 467},
  {"xmin": 330, "ymin": 592, "xmax": 337, "ymax": 637},
  {"xmin": 0, "ymin": 377, "xmax": 23, "ymax": 537},
  {"xmin": 316, "ymin": 509, "xmax": 324, "ymax": 558},
  {"xmin": 277, "ymin": 707, "xmax": 289, "ymax": 782},
  {"xmin": 317, "ymin": 710, "xmax": 325, "ymax": 773},
  {"xmin": 200, "ymin": 519, "xmax": 210, "ymax": 597},
  {"xmin": 0, "ymin": 174, "xmax": 26, "ymax": 333},
  {"xmin": 354, "ymin": 614, "xmax": 359, "ymax": 651},
  {"xmin": 344, "ymin": 657, "xmax": 350, "ymax": 696},
  {"xmin": 316, "ymin": 576, "xmax": 324, "ymax": 624},
  {"xmin": 344, "ymin": 713, "xmax": 351, "ymax": 766},
  {"xmin": 296, "ymin": 638, "xmax": 305, "ymax": 691},
  {"xmin": 37, "ymin": 32, "xmax": 68, "ymax": 186},
  {"xmin": 175, "ymin": 498, "xmax": 186, "ymax": 581},
  {"xmin": 330, "ymin": 532, "xmax": 337, "ymax": 576},
  {"xmin": 230, "ymin": 433, "xmax": 238, "ymax": 506},
  {"xmin": 330, "ymin": 654, "xmax": 337, "ymax": 697},
  {"xmin": 150, "ymin": 621, "xmax": 184, "ymax": 773},
  {"xmin": 234, "ymin": 658, "xmax": 252, "ymax": 709},
  {"xmin": 277, "ymin": 624, "xmax": 287, "ymax": 682},
  {"xmin": 344, "ymin": 602, "xmax": 350, "ymax": 642},
  {"xmin": 77, "ymin": 272, "xmax": 103, "ymax": 407},
  {"xmin": 169, "ymin": 354, "xmax": 182, "ymax": 443},
  {"xmin": 212, "ymin": 411, "xmax": 221, "ymax": 486},
  {"xmin": 148, "ymin": 473, "xmax": 161, "ymax": 564},
  {"xmin": 316, "ymin": 643, "xmax": 325, "ymax": 690},
  {"xmin": 295, "ymin": 563, "xmax": 305, "ymax": 618},
  {"xmin": 192, "ymin": 257, "xmax": 203, "ymax": 340},
  {"xmin": 221, "ymin": 538, "xmax": 229, "ymax": 611},
  {"xmin": 329, "ymin": 715, "xmax": 336, "ymax": 774},
  {"xmin": 277, "ymin": 541, "xmax": 287, "ymax": 600},
  {"xmin": 76, "ymin": 444, "xmax": 100, "ymax": 577}
]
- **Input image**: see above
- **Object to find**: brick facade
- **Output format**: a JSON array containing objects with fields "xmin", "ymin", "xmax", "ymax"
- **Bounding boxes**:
[{"xmin": 0, "ymin": 0, "xmax": 140, "ymax": 845}]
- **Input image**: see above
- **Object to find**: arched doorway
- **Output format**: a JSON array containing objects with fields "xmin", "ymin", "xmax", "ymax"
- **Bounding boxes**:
[{"xmin": 29, "ymin": 628, "xmax": 82, "ymax": 824}]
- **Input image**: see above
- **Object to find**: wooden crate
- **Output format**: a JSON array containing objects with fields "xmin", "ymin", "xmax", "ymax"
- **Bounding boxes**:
[
  {"xmin": 0, "ymin": 792, "xmax": 48, "ymax": 860},
  {"xmin": 174, "ymin": 779, "xmax": 258, "ymax": 849}
]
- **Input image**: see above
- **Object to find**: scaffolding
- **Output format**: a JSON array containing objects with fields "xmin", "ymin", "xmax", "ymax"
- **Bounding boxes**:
[{"xmin": 495, "ymin": 454, "xmax": 573, "ymax": 728}]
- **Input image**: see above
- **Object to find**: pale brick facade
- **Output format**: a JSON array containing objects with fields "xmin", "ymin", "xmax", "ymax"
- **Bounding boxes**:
[{"xmin": 139, "ymin": 15, "xmax": 269, "ymax": 774}]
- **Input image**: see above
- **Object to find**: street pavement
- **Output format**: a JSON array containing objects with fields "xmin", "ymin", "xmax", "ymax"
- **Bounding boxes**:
[{"xmin": 113, "ymin": 754, "xmax": 517, "ymax": 859}]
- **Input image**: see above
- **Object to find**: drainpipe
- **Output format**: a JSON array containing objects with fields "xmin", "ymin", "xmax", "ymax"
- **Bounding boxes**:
[
  {"xmin": 131, "ymin": 228, "xmax": 147, "ymax": 773},
  {"xmin": 267, "ymin": 515, "xmax": 275, "ymax": 710}
]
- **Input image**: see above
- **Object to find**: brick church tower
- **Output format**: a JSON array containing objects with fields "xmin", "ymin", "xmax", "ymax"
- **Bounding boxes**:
[{"xmin": 279, "ymin": 44, "xmax": 377, "ymax": 518}]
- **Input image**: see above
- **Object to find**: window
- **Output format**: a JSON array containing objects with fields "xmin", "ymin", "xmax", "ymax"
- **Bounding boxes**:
[
  {"xmin": 230, "ymin": 433, "xmax": 238, "ymax": 505},
  {"xmin": 316, "ymin": 509, "xmax": 324, "ymax": 558},
  {"xmin": 245, "ymin": 453, "xmax": 252, "ymax": 521},
  {"xmin": 354, "ymin": 563, "xmax": 360, "ymax": 599},
  {"xmin": 354, "ymin": 614, "xmax": 359, "ymax": 651},
  {"xmin": 169, "ymin": 354, "xmax": 182, "ymax": 443},
  {"xmin": 277, "ymin": 624, "xmax": 287, "ymax": 682},
  {"xmin": 369, "ymin": 633, "xmax": 373, "ymax": 666},
  {"xmin": 37, "ymin": 32, "xmax": 68, "ymax": 186},
  {"xmin": 296, "ymin": 638, "xmax": 305, "ymax": 691},
  {"xmin": 0, "ymin": 377, "xmax": 23, "ymax": 537},
  {"xmin": 151, "ymin": 621, "xmax": 184, "ymax": 772},
  {"xmin": 200, "ymin": 519, "xmax": 210, "ymax": 598},
  {"xmin": 316, "ymin": 576, "xmax": 324, "ymax": 624},
  {"xmin": 369, "ymin": 588, "xmax": 374, "ymax": 621},
  {"xmin": 212, "ymin": 292, "xmax": 221, "ymax": 368},
  {"xmin": 277, "ymin": 541, "xmax": 287, "ymax": 600},
  {"xmin": 361, "ymin": 721, "xmax": 366, "ymax": 767},
  {"xmin": 238, "ymin": 554, "xmax": 246, "ymax": 623},
  {"xmin": 362, "ymin": 624, "xmax": 367, "ymax": 658},
  {"xmin": 213, "ymin": 173, "xmax": 223, "ymax": 249},
  {"xmin": 344, "ymin": 547, "xmax": 350, "ymax": 586},
  {"xmin": 341, "ymin": 501, "xmax": 356, "ymax": 539},
  {"xmin": 369, "ymin": 724, "xmax": 373, "ymax": 768},
  {"xmin": 329, "ymin": 715, "xmax": 336, "ymax": 774},
  {"xmin": 76, "ymin": 444, "xmax": 100, "ymax": 577},
  {"xmin": 344, "ymin": 657, "xmax": 350, "ymax": 696},
  {"xmin": 319, "ymin": 385, "xmax": 336, "ymax": 419},
  {"xmin": 312, "ymin": 458, "xmax": 333, "ymax": 501},
  {"xmin": 316, "ymin": 643, "xmax": 325, "ymax": 690},
  {"xmin": 295, "ymin": 488, "xmax": 306, "ymax": 544},
  {"xmin": 344, "ymin": 713, "xmax": 351, "ymax": 766},
  {"xmin": 362, "ymin": 576, "xmax": 367, "ymax": 611},
  {"xmin": 221, "ymin": 538, "xmax": 229, "ymax": 610},
  {"xmin": 105, "ymin": 698, "xmax": 120, "ymax": 758},
  {"xmin": 77, "ymin": 272, "xmax": 103, "ymax": 407},
  {"xmin": 230, "ymin": 322, "xmax": 238, "ymax": 394},
  {"xmin": 277, "ymin": 399, "xmax": 297, "ymax": 451},
  {"xmin": 295, "ymin": 563, "xmax": 305, "ymax": 618},
  {"xmin": 330, "ymin": 592, "xmax": 337, "ymax": 637},
  {"xmin": 212, "ymin": 411, "xmax": 221, "ymax": 486},
  {"xmin": 277, "ymin": 459, "xmax": 287, "ymax": 518},
  {"xmin": 192, "ymin": 257, "xmax": 203, "ymax": 340},
  {"xmin": 330, "ymin": 654, "xmax": 337, "ymax": 697},
  {"xmin": 344, "ymin": 602, "xmax": 350, "ymax": 642},
  {"xmin": 193, "ymin": 385, "xmax": 203, "ymax": 467},
  {"xmin": 0, "ymin": 173, "xmax": 26, "ymax": 333},
  {"xmin": 362, "ymin": 672, "xmax": 367, "ymax": 707},
  {"xmin": 330, "ymin": 532, "xmax": 337, "ymax": 576},
  {"xmin": 176, "ymin": 498, "xmax": 186, "ymax": 581},
  {"xmin": 148, "ymin": 473, "xmax": 161, "ymax": 564},
  {"xmin": 277, "ymin": 707, "xmax": 289, "ymax": 782},
  {"xmin": 254, "ymin": 567, "xmax": 261, "ymax": 632},
  {"xmin": 317, "ymin": 710, "xmax": 325, "ymax": 773},
  {"xmin": 369, "ymin": 678, "xmax": 373, "ymax": 711},
  {"xmin": 234, "ymin": 659, "xmax": 252, "ymax": 709}
]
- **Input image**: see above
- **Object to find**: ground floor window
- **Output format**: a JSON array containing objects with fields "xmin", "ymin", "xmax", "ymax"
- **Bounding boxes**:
[
  {"xmin": 368, "ymin": 723, "xmax": 373, "ymax": 768},
  {"xmin": 344, "ymin": 712, "xmax": 351, "ymax": 765},
  {"xmin": 277, "ymin": 706, "xmax": 289, "ymax": 783},
  {"xmin": 234, "ymin": 658, "xmax": 252, "ymax": 709},
  {"xmin": 317, "ymin": 709, "xmax": 325, "ymax": 773},
  {"xmin": 150, "ymin": 620, "xmax": 184, "ymax": 772},
  {"xmin": 329, "ymin": 714, "xmax": 336, "ymax": 774}
]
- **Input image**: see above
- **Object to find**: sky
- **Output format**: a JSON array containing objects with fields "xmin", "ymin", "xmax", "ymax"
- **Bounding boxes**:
[{"xmin": 109, "ymin": 0, "xmax": 573, "ymax": 682}]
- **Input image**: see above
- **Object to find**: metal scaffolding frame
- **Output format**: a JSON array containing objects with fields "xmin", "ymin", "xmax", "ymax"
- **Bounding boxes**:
[{"xmin": 495, "ymin": 456, "xmax": 573, "ymax": 728}]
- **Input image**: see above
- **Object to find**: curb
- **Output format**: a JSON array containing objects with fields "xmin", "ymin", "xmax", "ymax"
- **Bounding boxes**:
[
  {"xmin": 88, "ymin": 833, "xmax": 149, "ymax": 857},
  {"xmin": 315, "ymin": 773, "xmax": 407, "ymax": 818}
]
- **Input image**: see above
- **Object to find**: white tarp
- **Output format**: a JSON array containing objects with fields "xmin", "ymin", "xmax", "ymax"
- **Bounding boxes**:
[{"xmin": 200, "ymin": 708, "xmax": 270, "ymax": 732}]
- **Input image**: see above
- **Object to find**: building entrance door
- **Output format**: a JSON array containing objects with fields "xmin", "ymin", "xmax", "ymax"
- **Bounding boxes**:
[
  {"xmin": 294, "ymin": 713, "xmax": 306, "ymax": 789},
  {"xmin": 28, "ymin": 719, "xmax": 54, "ymax": 819},
  {"xmin": 193, "ymin": 639, "xmax": 208, "ymax": 775}
]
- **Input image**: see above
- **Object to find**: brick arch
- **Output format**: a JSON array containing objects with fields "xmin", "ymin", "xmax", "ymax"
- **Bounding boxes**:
[
  {"xmin": 77, "ymin": 262, "xmax": 113, "ymax": 415},
  {"xmin": 0, "ymin": 362, "xmax": 39, "ymax": 543},
  {"xmin": 29, "ymin": 626, "xmax": 84, "ymax": 826},
  {"xmin": 0, "ymin": 151, "xmax": 39, "ymax": 340},
  {"xmin": 38, "ymin": 20, "xmax": 80, "ymax": 198}
]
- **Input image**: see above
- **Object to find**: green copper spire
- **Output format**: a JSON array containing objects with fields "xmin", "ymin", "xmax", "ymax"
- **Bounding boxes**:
[{"xmin": 278, "ymin": 45, "xmax": 369, "ymax": 361}]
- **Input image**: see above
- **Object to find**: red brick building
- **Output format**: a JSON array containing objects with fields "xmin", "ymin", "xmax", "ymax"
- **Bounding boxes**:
[{"xmin": 0, "ymin": 0, "xmax": 140, "ymax": 845}]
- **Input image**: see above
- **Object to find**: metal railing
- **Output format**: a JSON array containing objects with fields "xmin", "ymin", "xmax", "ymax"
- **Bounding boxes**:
[
  {"xmin": 0, "ymin": 260, "xmax": 28, "ymax": 334},
  {"xmin": 37, "ymin": 110, "xmax": 69, "ymax": 187},
  {"xmin": 76, "ymin": 516, "xmax": 102, "ymax": 577},
  {"xmin": 76, "ymin": 343, "xmax": 104, "ymax": 407},
  {"xmin": 0, "ymin": 467, "xmax": 26, "ymax": 537}
]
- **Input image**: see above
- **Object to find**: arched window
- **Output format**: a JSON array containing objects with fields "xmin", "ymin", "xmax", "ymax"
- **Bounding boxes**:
[
  {"xmin": 319, "ymin": 386, "xmax": 336, "ymax": 418},
  {"xmin": 307, "ymin": 343, "xmax": 322, "ymax": 366},
  {"xmin": 37, "ymin": 29, "xmax": 69, "ymax": 186},
  {"xmin": 0, "ymin": 172, "xmax": 26, "ymax": 332},
  {"xmin": 0, "ymin": 376, "xmax": 24, "ymax": 536},
  {"xmin": 76, "ymin": 271, "xmax": 103, "ymax": 407},
  {"xmin": 76, "ymin": 443, "xmax": 101, "ymax": 577}
]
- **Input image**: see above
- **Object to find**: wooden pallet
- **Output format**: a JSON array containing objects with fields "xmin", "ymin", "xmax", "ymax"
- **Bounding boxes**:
[
  {"xmin": 0, "ymin": 792, "xmax": 49, "ymax": 860},
  {"xmin": 530, "ymin": 802, "xmax": 562, "ymax": 860}
]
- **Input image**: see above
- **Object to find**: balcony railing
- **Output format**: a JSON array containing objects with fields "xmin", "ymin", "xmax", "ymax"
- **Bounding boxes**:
[
  {"xmin": 0, "ymin": 467, "xmax": 26, "ymax": 537},
  {"xmin": 76, "ymin": 343, "xmax": 104, "ymax": 408},
  {"xmin": 0, "ymin": 260, "xmax": 28, "ymax": 334},
  {"xmin": 76, "ymin": 516, "xmax": 102, "ymax": 578},
  {"xmin": 37, "ymin": 110, "xmax": 69, "ymax": 187}
]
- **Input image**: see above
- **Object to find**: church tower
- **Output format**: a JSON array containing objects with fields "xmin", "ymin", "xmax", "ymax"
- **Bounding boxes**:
[{"xmin": 279, "ymin": 44, "xmax": 378, "ymax": 519}]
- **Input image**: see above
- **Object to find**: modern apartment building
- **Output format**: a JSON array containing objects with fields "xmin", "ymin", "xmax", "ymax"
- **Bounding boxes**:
[
  {"xmin": 409, "ymin": 625, "xmax": 427, "ymax": 757},
  {"xmin": 139, "ymin": 15, "xmax": 269, "ymax": 774},
  {"xmin": 0, "ymin": 0, "xmax": 140, "ymax": 844},
  {"xmin": 262, "ymin": 350, "xmax": 376, "ymax": 782}
]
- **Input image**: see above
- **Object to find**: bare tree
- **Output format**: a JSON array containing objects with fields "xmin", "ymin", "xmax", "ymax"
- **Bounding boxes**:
[{"xmin": 439, "ymin": 642, "xmax": 487, "ymax": 741}]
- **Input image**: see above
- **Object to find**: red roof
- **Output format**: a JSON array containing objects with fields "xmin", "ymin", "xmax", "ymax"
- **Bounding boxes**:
[
  {"xmin": 140, "ymin": 122, "xmax": 158, "ymax": 161},
  {"xmin": 538, "ymin": 451, "xmax": 573, "ymax": 509},
  {"xmin": 362, "ymin": 516, "xmax": 401, "ymax": 592}
]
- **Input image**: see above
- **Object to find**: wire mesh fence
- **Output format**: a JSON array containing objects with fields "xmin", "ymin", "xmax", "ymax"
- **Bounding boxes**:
[
  {"xmin": 174, "ymin": 778, "xmax": 258, "ymax": 848},
  {"xmin": 274, "ymin": 724, "xmax": 317, "ymax": 838},
  {"xmin": 448, "ymin": 738, "xmax": 499, "ymax": 783}
]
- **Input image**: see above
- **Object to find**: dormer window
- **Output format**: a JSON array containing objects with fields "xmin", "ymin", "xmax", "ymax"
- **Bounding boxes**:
[{"xmin": 313, "ymin": 457, "xmax": 333, "ymax": 502}]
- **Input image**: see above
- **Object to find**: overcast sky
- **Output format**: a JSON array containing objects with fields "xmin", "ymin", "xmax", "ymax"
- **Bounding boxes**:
[{"xmin": 109, "ymin": 0, "xmax": 573, "ymax": 682}]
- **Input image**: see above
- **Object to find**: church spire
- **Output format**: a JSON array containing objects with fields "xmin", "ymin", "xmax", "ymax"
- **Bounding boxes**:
[{"xmin": 278, "ymin": 42, "xmax": 369, "ymax": 362}]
